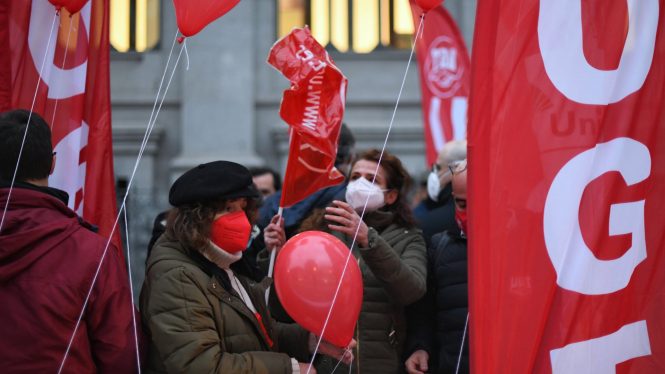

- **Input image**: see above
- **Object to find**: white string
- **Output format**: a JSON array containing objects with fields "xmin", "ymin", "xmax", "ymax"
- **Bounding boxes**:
[
  {"xmin": 57, "ymin": 31, "xmax": 184, "ymax": 373},
  {"xmin": 0, "ymin": 12, "xmax": 59, "ymax": 234},
  {"xmin": 330, "ymin": 348, "xmax": 353, "ymax": 373},
  {"xmin": 306, "ymin": 14, "xmax": 426, "ymax": 374},
  {"xmin": 123, "ymin": 207, "xmax": 142, "ymax": 374},
  {"xmin": 50, "ymin": 18, "xmax": 75, "ymax": 130},
  {"xmin": 183, "ymin": 39, "xmax": 190, "ymax": 71},
  {"xmin": 455, "ymin": 312, "xmax": 469, "ymax": 374}
]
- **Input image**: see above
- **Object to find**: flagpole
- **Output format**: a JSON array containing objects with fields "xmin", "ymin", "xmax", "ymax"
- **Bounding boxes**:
[{"xmin": 265, "ymin": 206, "xmax": 283, "ymax": 305}]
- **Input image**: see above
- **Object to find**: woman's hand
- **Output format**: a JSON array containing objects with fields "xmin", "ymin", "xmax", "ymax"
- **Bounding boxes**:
[
  {"xmin": 309, "ymin": 334, "xmax": 356, "ymax": 366},
  {"xmin": 325, "ymin": 200, "xmax": 369, "ymax": 247},
  {"xmin": 263, "ymin": 215, "xmax": 286, "ymax": 253},
  {"xmin": 405, "ymin": 349, "xmax": 429, "ymax": 374},
  {"xmin": 298, "ymin": 362, "xmax": 317, "ymax": 374}
]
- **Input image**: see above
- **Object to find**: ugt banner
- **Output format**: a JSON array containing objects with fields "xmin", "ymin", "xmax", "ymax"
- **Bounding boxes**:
[
  {"xmin": 410, "ymin": 0, "xmax": 470, "ymax": 166},
  {"xmin": 0, "ymin": 0, "xmax": 119, "ymax": 247},
  {"xmin": 469, "ymin": 1, "xmax": 665, "ymax": 373},
  {"xmin": 268, "ymin": 27, "xmax": 347, "ymax": 208}
]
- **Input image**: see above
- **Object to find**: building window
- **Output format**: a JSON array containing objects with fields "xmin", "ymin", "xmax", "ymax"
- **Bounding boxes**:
[
  {"xmin": 110, "ymin": 0, "xmax": 160, "ymax": 53},
  {"xmin": 278, "ymin": 0, "xmax": 415, "ymax": 53}
]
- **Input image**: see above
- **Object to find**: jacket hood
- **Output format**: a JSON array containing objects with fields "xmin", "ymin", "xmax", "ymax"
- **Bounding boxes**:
[{"xmin": 0, "ymin": 187, "xmax": 80, "ymax": 282}]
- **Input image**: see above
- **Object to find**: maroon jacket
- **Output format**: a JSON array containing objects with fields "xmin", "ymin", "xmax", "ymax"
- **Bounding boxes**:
[{"xmin": 0, "ymin": 185, "xmax": 139, "ymax": 373}]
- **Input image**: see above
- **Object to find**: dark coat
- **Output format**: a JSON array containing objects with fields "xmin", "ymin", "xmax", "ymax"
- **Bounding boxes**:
[
  {"xmin": 0, "ymin": 185, "xmax": 139, "ymax": 373},
  {"xmin": 140, "ymin": 234, "xmax": 311, "ymax": 373},
  {"xmin": 413, "ymin": 184, "xmax": 456, "ymax": 247},
  {"xmin": 406, "ymin": 229, "xmax": 469, "ymax": 374}
]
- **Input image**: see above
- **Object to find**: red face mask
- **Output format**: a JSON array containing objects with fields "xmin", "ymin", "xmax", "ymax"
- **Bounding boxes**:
[
  {"xmin": 455, "ymin": 208, "xmax": 467, "ymax": 235},
  {"xmin": 210, "ymin": 210, "xmax": 252, "ymax": 253}
]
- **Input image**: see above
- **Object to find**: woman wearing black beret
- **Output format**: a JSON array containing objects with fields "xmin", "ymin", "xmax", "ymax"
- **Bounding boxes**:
[{"xmin": 140, "ymin": 161, "xmax": 352, "ymax": 373}]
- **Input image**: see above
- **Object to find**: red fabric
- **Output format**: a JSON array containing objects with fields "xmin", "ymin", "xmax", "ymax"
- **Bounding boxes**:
[
  {"xmin": 268, "ymin": 27, "xmax": 347, "ymax": 208},
  {"xmin": 469, "ymin": 1, "xmax": 665, "ymax": 373},
  {"xmin": 0, "ymin": 1, "xmax": 10, "ymax": 111},
  {"xmin": 172, "ymin": 0, "xmax": 241, "ymax": 37},
  {"xmin": 410, "ymin": 1, "xmax": 470, "ymax": 166},
  {"xmin": 2, "ymin": 0, "xmax": 120, "ymax": 251},
  {"xmin": 0, "ymin": 187, "xmax": 139, "ymax": 373}
]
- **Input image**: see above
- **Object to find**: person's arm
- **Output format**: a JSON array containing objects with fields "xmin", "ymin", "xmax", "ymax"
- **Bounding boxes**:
[
  {"xmin": 144, "ymin": 267, "xmax": 295, "ymax": 373},
  {"xmin": 86, "ymin": 246, "xmax": 142, "ymax": 373},
  {"xmin": 358, "ymin": 229, "xmax": 427, "ymax": 306},
  {"xmin": 324, "ymin": 201, "xmax": 427, "ymax": 306}
]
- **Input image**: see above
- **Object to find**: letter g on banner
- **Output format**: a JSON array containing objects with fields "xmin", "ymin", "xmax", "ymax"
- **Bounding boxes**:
[
  {"xmin": 538, "ymin": 0, "xmax": 659, "ymax": 105},
  {"xmin": 543, "ymin": 138, "xmax": 650, "ymax": 295}
]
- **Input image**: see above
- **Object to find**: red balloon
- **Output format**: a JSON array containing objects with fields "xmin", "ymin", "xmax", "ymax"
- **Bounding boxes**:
[
  {"xmin": 48, "ymin": 0, "xmax": 87, "ymax": 14},
  {"xmin": 415, "ymin": 0, "xmax": 444, "ymax": 12},
  {"xmin": 274, "ymin": 231, "xmax": 363, "ymax": 348},
  {"xmin": 172, "ymin": 0, "xmax": 242, "ymax": 37}
]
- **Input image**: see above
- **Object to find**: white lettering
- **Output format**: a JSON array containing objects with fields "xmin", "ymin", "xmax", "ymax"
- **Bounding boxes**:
[
  {"xmin": 538, "ymin": 0, "xmax": 658, "ymax": 104},
  {"xmin": 543, "ymin": 137, "xmax": 649, "ymax": 295},
  {"xmin": 550, "ymin": 321, "xmax": 651, "ymax": 374}
]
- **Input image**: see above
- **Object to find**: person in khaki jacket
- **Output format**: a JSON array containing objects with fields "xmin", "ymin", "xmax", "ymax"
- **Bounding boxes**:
[
  {"xmin": 295, "ymin": 149, "xmax": 428, "ymax": 373},
  {"xmin": 140, "ymin": 161, "xmax": 352, "ymax": 374}
]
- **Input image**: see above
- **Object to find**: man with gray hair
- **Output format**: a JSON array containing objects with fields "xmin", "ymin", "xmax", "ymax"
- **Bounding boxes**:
[{"xmin": 414, "ymin": 140, "xmax": 467, "ymax": 245}]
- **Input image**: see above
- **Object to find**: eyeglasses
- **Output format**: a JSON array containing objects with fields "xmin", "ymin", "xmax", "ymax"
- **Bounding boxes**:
[{"xmin": 448, "ymin": 160, "xmax": 467, "ymax": 175}]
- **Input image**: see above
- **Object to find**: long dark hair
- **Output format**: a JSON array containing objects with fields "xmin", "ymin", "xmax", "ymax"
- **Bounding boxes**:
[
  {"xmin": 353, "ymin": 149, "xmax": 416, "ymax": 228},
  {"xmin": 166, "ymin": 197, "xmax": 259, "ymax": 252}
]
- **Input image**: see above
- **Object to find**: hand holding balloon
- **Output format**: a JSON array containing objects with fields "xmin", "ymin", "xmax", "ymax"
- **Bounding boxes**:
[{"xmin": 309, "ymin": 334, "xmax": 356, "ymax": 365}]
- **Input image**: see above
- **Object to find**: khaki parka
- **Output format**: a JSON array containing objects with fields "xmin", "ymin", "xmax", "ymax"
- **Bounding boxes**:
[
  {"xmin": 296, "ymin": 210, "xmax": 427, "ymax": 374},
  {"xmin": 140, "ymin": 234, "xmax": 311, "ymax": 374}
]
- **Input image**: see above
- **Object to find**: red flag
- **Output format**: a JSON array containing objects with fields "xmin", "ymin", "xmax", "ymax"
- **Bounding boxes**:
[
  {"xmin": 410, "ymin": 1, "xmax": 471, "ymax": 166},
  {"xmin": 470, "ymin": 1, "xmax": 665, "ymax": 373},
  {"xmin": 0, "ymin": 1, "xmax": 120, "ymax": 249},
  {"xmin": 268, "ymin": 27, "xmax": 347, "ymax": 208}
]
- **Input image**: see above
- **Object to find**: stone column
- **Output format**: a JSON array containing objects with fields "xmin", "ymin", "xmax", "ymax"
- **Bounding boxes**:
[{"xmin": 171, "ymin": 0, "xmax": 263, "ymax": 179}]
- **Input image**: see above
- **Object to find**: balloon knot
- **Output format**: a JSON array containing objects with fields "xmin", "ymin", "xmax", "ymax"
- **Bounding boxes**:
[{"xmin": 177, "ymin": 36, "xmax": 186, "ymax": 44}]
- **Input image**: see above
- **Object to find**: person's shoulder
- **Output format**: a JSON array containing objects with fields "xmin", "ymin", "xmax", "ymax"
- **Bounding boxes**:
[{"xmin": 146, "ymin": 236, "xmax": 208, "ymax": 281}]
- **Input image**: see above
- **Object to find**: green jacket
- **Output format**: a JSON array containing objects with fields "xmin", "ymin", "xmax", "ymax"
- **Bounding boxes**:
[
  {"xmin": 318, "ymin": 211, "xmax": 428, "ymax": 374},
  {"xmin": 140, "ymin": 234, "xmax": 311, "ymax": 374}
]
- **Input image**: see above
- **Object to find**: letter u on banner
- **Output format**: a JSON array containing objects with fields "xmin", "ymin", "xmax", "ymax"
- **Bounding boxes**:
[{"xmin": 538, "ymin": 0, "xmax": 659, "ymax": 105}]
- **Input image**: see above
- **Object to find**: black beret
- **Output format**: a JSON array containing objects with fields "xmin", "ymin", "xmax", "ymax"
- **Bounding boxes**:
[{"xmin": 169, "ymin": 161, "xmax": 259, "ymax": 206}]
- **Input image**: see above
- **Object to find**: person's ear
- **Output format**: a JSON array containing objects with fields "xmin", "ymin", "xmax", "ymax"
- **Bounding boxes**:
[
  {"xmin": 385, "ymin": 189, "xmax": 399, "ymax": 205},
  {"xmin": 49, "ymin": 154, "xmax": 56, "ymax": 175}
]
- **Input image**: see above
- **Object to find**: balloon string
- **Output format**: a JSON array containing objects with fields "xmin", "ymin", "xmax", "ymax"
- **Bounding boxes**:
[
  {"xmin": 123, "ymin": 207, "xmax": 142, "ymax": 374},
  {"xmin": 0, "ymin": 11, "xmax": 58, "ymax": 235},
  {"xmin": 330, "ymin": 349, "xmax": 353, "ymax": 373},
  {"xmin": 50, "ymin": 18, "xmax": 75, "ymax": 130},
  {"xmin": 57, "ymin": 30, "xmax": 184, "ymax": 373},
  {"xmin": 183, "ymin": 39, "xmax": 190, "ymax": 71},
  {"xmin": 305, "ymin": 14, "xmax": 426, "ymax": 374},
  {"xmin": 455, "ymin": 312, "xmax": 469, "ymax": 374}
]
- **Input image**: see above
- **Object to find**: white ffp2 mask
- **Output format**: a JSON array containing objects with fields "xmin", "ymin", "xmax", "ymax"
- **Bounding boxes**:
[{"xmin": 345, "ymin": 178, "xmax": 386, "ymax": 212}]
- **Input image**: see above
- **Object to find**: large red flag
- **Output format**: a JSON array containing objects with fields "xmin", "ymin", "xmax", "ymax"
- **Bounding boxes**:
[
  {"xmin": 0, "ymin": 0, "xmax": 120, "ymax": 248},
  {"xmin": 470, "ymin": 0, "xmax": 665, "ymax": 373},
  {"xmin": 268, "ymin": 27, "xmax": 347, "ymax": 208},
  {"xmin": 410, "ymin": 1, "xmax": 471, "ymax": 166}
]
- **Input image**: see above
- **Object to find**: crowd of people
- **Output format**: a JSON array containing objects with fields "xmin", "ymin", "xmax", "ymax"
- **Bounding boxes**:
[{"xmin": 0, "ymin": 110, "xmax": 470, "ymax": 374}]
